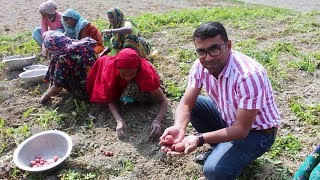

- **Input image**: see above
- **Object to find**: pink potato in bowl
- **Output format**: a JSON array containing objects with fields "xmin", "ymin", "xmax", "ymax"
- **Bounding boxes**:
[{"xmin": 13, "ymin": 130, "xmax": 72, "ymax": 172}]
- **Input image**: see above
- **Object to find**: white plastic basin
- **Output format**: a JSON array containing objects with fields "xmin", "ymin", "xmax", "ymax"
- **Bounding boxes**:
[
  {"xmin": 23, "ymin": 64, "xmax": 48, "ymax": 71},
  {"xmin": 2, "ymin": 55, "xmax": 36, "ymax": 71},
  {"xmin": 13, "ymin": 130, "xmax": 72, "ymax": 172},
  {"xmin": 19, "ymin": 69, "xmax": 47, "ymax": 84}
]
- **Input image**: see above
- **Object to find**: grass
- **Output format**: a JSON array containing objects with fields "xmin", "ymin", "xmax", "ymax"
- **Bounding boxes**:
[
  {"xmin": 266, "ymin": 134, "xmax": 302, "ymax": 160},
  {"xmin": 58, "ymin": 169, "xmax": 97, "ymax": 180},
  {"xmin": 133, "ymin": 7, "xmax": 293, "ymax": 37},
  {"xmin": 163, "ymin": 79, "xmax": 184, "ymax": 100},
  {"xmin": 0, "ymin": 32, "xmax": 40, "ymax": 58},
  {"xmin": 21, "ymin": 98, "xmax": 94, "ymax": 132},
  {"xmin": 289, "ymin": 97, "xmax": 320, "ymax": 125},
  {"xmin": 62, "ymin": 98, "xmax": 94, "ymax": 129},
  {"xmin": 239, "ymin": 156, "xmax": 292, "ymax": 180},
  {"xmin": 0, "ymin": 118, "xmax": 31, "ymax": 155},
  {"xmin": 1, "ymin": 3, "xmax": 320, "ymax": 179},
  {"xmin": 121, "ymin": 159, "xmax": 135, "ymax": 172}
]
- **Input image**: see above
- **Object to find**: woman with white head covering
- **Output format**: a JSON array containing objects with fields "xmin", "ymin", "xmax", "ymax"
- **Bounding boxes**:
[{"xmin": 32, "ymin": 0, "xmax": 64, "ymax": 49}]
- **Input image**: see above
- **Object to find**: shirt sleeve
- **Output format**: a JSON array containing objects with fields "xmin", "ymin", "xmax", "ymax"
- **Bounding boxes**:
[
  {"xmin": 237, "ymin": 72, "xmax": 266, "ymax": 110},
  {"xmin": 187, "ymin": 59, "xmax": 203, "ymax": 89}
]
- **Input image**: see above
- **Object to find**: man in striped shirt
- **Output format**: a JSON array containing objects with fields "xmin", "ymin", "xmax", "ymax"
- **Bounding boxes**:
[{"xmin": 159, "ymin": 22, "xmax": 281, "ymax": 179}]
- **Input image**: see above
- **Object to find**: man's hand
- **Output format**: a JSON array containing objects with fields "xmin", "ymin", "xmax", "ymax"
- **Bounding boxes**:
[
  {"xmin": 166, "ymin": 135, "xmax": 198, "ymax": 156},
  {"xmin": 159, "ymin": 126, "xmax": 186, "ymax": 146},
  {"xmin": 148, "ymin": 120, "xmax": 161, "ymax": 141},
  {"xmin": 159, "ymin": 126, "xmax": 187, "ymax": 155}
]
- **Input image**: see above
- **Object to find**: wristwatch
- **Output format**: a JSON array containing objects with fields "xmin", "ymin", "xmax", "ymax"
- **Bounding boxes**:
[{"xmin": 194, "ymin": 133, "xmax": 205, "ymax": 147}]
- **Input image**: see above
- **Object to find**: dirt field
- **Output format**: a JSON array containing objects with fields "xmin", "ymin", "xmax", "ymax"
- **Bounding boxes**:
[
  {"xmin": 0, "ymin": 0, "xmax": 233, "ymax": 35},
  {"xmin": 3, "ymin": 0, "xmax": 319, "ymax": 34},
  {"xmin": 240, "ymin": 0, "xmax": 320, "ymax": 12},
  {"xmin": 1, "ymin": 0, "xmax": 320, "ymax": 179}
]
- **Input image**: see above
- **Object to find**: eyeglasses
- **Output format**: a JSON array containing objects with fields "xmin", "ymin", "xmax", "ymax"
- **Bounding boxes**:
[{"xmin": 195, "ymin": 42, "xmax": 227, "ymax": 58}]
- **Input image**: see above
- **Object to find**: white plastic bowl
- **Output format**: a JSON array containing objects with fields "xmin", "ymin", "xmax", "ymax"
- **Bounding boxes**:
[
  {"xmin": 19, "ymin": 69, "xmax": 47, "ymax": 84},
  {"xmin": 2, "ymin": 55, "xmax": 36, "ymax": 71},
  {"xmin": 13, "ymin": 130, "xmax": 72, "ymax": 172},
  {"xmin": 23, "ymin": 64, "xmax": 48, "ymax": 71}
]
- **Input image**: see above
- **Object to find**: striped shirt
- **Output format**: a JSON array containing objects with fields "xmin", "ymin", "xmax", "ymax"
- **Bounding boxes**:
[{"xmin": 188, "ymin": 50, "xmax": 281, "ymax": 130}]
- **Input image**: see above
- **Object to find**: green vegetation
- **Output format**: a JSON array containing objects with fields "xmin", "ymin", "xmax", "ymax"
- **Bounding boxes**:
[
  {"xmin": 14, "ymin": 107, "xmax": 65, "ymax": 134},
  {"xmin": 239, "ymin": 156, "xmax": 291, "ymax": 180},
  {"xmin": 0, "ymin": 118, "xmax": 31, "ymax": 154},
  {"xmin": 176, "ymin": 49, "xmax": 196, "ymax": 63},
  {"xmin": 2, "ymin": 6, "xmax": 319, "ymax": 76},
  {"xmin": 167, "ymin": 48, "xmax": 195, "ymax": 76},
  {"xmin": 267, "ymin": 134, "xmax": 302, "ymax": 160},
  {"xmin": 134, "ymin": 7, "xmax": 292, "ymax": 36},
  {"xmin": 0, "ymin": 32, "xmax": 39, "ymax": 58},
  {"xmin": 164, "ymin": 79, "xmax": 184, "ymax": 100},
  {"xmin": 92, "ymin": 19, "xmax": 109, "ymax": 32},
  {"xmin": 63, "ymin": 98, "xmax": 94, "ymax": 129},
  {"xmin": 36, "ymin": 108, "xmax": 64, "ymax": 130},
  {"xmin": 21, "ymin": 98, "xmax": 94, "ymax": 132},
  {"xmin": 58, "ymin": 169, "xmax": 97, "ymax": 180},
  {"xmin": 0, "ymin": 118, "xmax": 9, "ymax": 154},
  {"xmin": 289, "ymin": 97, "xmax": 320, "ymax": 125},
  {"xmin": 1, "ymin": 3, "xmax": 319, "ymax": 179},
  {"xmin": 0, "ymin": 61, "xmax": 5, "ymax": 71},
  {"xmin": 121, "ymin": 159, "xmax": 135, "ymax": 172}
]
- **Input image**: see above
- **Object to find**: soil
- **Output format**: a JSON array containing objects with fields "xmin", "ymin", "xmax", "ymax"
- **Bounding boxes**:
[
  {"xmin": 0, "ymin": 0, "xmax": 233, "ymax": 35},
  {"xmin": 240, "ymin": 0, "xmax": 320, "ymax": 12},
  {"xmin": 1, "ymin": 0, "xmax": 320, "ymax": 179}
]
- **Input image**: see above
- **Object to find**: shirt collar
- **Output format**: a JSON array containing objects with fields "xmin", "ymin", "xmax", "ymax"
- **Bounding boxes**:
[{"xmin": 219, "ymin": 51, "xmax": 233, "ymax": 78}]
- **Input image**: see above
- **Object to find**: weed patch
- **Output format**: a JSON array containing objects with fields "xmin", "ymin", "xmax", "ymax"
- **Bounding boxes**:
[
  {"xmin": 289, "ymin": 97, "xmax": 320, "ymax": 125},
  {"xmin": 267, "ymin": 134, "xmax": 302, "ymax": 160},
  {"xmin": 164, "ymin": 79, "xmax": 184, "ymax": 100},
  {"xmin": 0, "ymin": 118, "xmax": 30, "ymax": 155},
  {"xmin": 0, "ymin": 32, "xmax": 40, "ymax": 58},
  {"xmin": 239, "ymin": 156, "xmax": 292, "ymax": 180}
]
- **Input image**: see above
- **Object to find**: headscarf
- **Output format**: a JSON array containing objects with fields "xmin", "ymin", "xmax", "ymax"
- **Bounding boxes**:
[
  {"xmin": 43, "ymin": 30, "xmax": 96, "ymax": 56},
  {"xmin": 86, "ymin": 48, "xmax": 160, "ymax": 103},
  {"xmin": 107, "ymin": 7, "xmax": 125, "ymax": 29},
  {"xmin": 116, "ymin": 49, "xmax": 140, "ymax": 69},
  {"xmin": 39, "ymin": 0, "xmax": 57, "ymax": 15},
  {"xmin": 62, "ymin": 9, "xmax": 89, "ymax": 39}
]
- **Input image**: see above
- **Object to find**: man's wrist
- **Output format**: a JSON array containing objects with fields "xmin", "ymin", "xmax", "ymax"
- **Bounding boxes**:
[{"xmin": 194, "ymin": 133, "xmax": 205, "ymax": 147}]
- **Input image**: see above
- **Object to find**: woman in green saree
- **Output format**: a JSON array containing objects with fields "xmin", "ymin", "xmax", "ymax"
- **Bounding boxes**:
[{"xmin": 101, "ymin": 7, "xmax": 150, "ymax": 58}]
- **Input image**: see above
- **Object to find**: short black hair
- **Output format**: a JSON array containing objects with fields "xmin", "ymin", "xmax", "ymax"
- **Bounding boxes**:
[{"xmin": 193, "ymin": 22, "xmax": 228, "ymax": 42}]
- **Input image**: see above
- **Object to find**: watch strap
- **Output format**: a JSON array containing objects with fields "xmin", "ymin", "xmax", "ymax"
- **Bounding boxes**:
[{"xmin": 195, "ymin": 133, "xmax": 204, "ymax": 147}]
